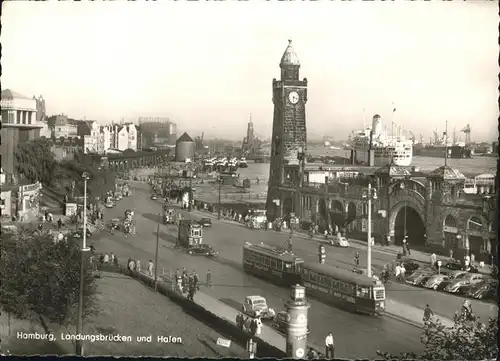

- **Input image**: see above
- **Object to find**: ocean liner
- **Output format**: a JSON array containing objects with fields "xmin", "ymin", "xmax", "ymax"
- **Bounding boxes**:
[{"xmin": 349, "ymin": 114, "xmax": 413, "ymax": 167}]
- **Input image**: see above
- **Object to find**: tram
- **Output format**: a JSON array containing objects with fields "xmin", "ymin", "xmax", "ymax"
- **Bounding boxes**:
[
  {"xmin": 299, "ymin": 262, "xmax": 386, "ymax": 315},
  {"xmin": 243, "ymin": 242, "xmax": 304, "ymax": 286}
]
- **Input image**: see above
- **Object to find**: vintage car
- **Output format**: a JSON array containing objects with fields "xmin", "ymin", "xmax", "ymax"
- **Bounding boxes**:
[
  {"xmin": 198, "ymin": 218, "xmax": 212, "ymax": 227},
  {"xmin": 405, "ymin": 269, "xmax": 435, "ymax": 286},
  {"xmin": 467, "ymin": 280, "xmax": 498, "ymax": 301},
  {"xmin": 110, "ymin": 218, "xmax": 120, "ymax": 231},
  {"xmin": 241, "ymin": 296, "xmax": 275, "ymax": 319},
  {"xmin": 443, "ymin": 259, "xmax": 479, "ymax": 273},
  {"xmin": 329, "ymin": 234, "xmax": 349, "ymax": 247},
  {"xmin": 187, "ymin": 244, "xmax": 218, "ymax": 257},
  {"xmin": 272, "ymin": 311, "xmax": 311, "ymax": 335},
  {"xmin": 105, "ymin": 200, "xmax": 115, "ymax": 208},
  {"xmin": 423, "ymin": 274, "xmax": 450, "ymax": 290},
  {"xmin": 150, "ymin": 194, "xmax": 158, "ymax": 201},
  {"xmin": 444, "ymin": 272, "xmax": 489, "ymax": 294},
  {"xmin": 115, "ymin": 192, "xmax": 123, "ymax": 201}
]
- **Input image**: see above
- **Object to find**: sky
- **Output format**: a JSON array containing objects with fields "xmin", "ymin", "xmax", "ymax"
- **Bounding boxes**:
[{"xmin": 2, "ymin": 1, "xmax": 498, "ymax": 142}]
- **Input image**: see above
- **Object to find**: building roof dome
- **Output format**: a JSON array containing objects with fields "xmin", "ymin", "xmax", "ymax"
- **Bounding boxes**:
[
  {"xmin": 280, "ymin": 40, "xmax": 300, "ymax": 67},
  {"xmin": 1, "ymin": 89, "xmax": 31, "ymax": 100}
]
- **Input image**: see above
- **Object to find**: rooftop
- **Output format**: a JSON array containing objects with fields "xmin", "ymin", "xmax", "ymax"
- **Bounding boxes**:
[
  {"xmin": 428, "ymin": 165, "xmax": 466, "ymax": 181},
  {"xmin": 1, "ymin": 89, "xmax": 31, "ymax": 100},
  {"xmin": 280, "ymin": 40, "xmax": 300, "ymax": 67},
  {"xmin": 176, "ymin": 132, "xmax": 194, "ymax": 143}
]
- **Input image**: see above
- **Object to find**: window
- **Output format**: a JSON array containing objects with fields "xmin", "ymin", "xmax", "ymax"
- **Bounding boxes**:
[
  {"xmin": 270, "ymin": 259, "xmax": 278, "ymax": 269},
  {"xmin": 310, "ymin": 272, "xmax": 317, "ymax": 283},
  {"xmin": 278, "ymin": 260, "xmax": 284, "ymax": 270}
]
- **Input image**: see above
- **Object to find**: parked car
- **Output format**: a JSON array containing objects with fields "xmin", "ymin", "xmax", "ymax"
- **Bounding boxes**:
[
  {"xmin": 329, "ymin": 235, "xmax": 349, "ymax": 247},
  {"xmin": 105, "ymin": 200, "xmax": 115, "ymax": 208},
  {"xmin": 241, "ymin": 295, "xmax": 276, "ymax": 319},
  {"xmin": 443, "ymin": 259, "xmax": 478, "ymax": 273},
  {"xmin": 272, "ymin": 311, "xmax": 311, "ymax": 335},
  {"xmin": 401, "ymin": 259, "xmax": 420, "ymax": 276},
  {"xmin": 438, "ymin": 270, "xmax": 468, "ymax": 289},
  {"xmin": 467, "ymin": 280, "xmax": 498, "ymax": 301},
  {"xmin": 444, "ymin": 273, "xmax": 489, "ymax": 294},
  {"xmin": 405, "ymin": 269, "xmax": 435, "ymax": 286},
  {"xmin": 71, "ymin": 228, "xmax": 92, "ymax": 239},
  {"xmin": 187, "ymin": 244, "xmax": 218, "ymax": 257},
  {"xmin": 423, "ymin": 274, "xmax": 450, "ymax": 290},
  {"xmin": 199, "ymin": 218, "xmax": 212, "ymax": 227},
  {"xmin": 150, "ymin": 194, "xmax": 158, "ymax": 200}
]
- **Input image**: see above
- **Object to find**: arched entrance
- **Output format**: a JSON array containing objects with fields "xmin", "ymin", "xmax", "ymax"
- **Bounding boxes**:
[
  {"xmin": 393, "ymin": 206, "xmax": 425, "ymax": 246},
  {"xmin": 328, "ymin": 200, "xmax": 344, "ymax": 229},
  {"xmin": 466, "ymin": 216, "xmax": 484, "ymax": 255},
  {"xmin": 443, "ymin": 214, "xmax": 459, "ymax": 250}
]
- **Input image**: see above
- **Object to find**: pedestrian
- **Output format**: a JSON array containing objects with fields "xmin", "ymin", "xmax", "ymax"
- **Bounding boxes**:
[
  {"xmin": 395, "ymin": 263, "xmax": 402, "ymax": 280},
  {"xmin": 423, "ymin": 304, "xmax": 434, "ymax": 323},
  {"xmin": 57, "ymin": 218, "xmax": 62, "ymax": 230},
  {"xmin": 236, "ymin": 313, "xmax": 244, "ymax": 329},
  {"xmin": 464, "ymin": 254, "xmax": 470, "ymax": 269},
  {"xmin": 255, "ymin": 317, "xmax": 262, "ymax": 336},
  {"xmin": 400, "ymin": 263, "xmax": 406, "ymax": 279},
  {"xmin": 113, "ymin": 255, "xmax": 119, "ymax": 266},
  {"xmin": 193, "ymin": 271, "xmax": 199, "ymax": 290},
  {"xmin": 103, "ymin": 253, "xmax": 110, "ymax": 263},
  {"xmin": 38, "ymin": 223, "xmax": 43, "ymax": 231},
  {"xmin": 354, "ymin": 252, "xmax": 360, "ymax": 267},
  {"xmin": 402, "ymin": 236, "xmax": 407, "ymax": 256},
  {"xmin": 57, "ymin": 232, "xmax": 64, "ymax": 243},
  {"xmin": 430, "ymin": 253, "xmax": 437, "ymax": 268},
  {"xmin": 406, "ymin": 241, "xmax": 411, "ymax": 255},
  {"xmin": 423, "ymin": 234, "xmax": 428, "ymax": 247},
  {"xmin": 148, "ymin": 260, "xmax": 154, "ymax": 277},
  {"xmin": 250, "ymin": 318, "xmax": 258, "ymax": 337},
  {"xmin": 110, "ymin": 253, "xmax": 115, "ymax": 264},
  {"xmin": 206, "ymin": 269, "xmax": 212, "ymax": 287},
  {"xmin": 136, "ymin": 260, "xmax": 141, "ymax": 272},
  {"xmin": 325, "ymin": 332, "xmax": 335, "ymax": 359}
]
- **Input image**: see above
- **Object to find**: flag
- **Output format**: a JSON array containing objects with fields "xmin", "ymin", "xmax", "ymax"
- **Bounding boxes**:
[{"xmin": 393, "ymin": 108, "xmax": 396, "ymax": 112}]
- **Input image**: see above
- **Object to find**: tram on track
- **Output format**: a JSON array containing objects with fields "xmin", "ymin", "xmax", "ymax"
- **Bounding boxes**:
[
  {"xmin": 241, "ymin": 242, "xmax": 386, "ymax": 315},
  {"xmin": 299, "ymin": 262, "xmax": 386, "ymax": 315},
  {"xmin": 243, "ymin": 242, "xmax": 303, "ymax": 286}
]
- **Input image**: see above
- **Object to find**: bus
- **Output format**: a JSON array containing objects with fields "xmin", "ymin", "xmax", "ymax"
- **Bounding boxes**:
[
  {"xmin": 298, "ymin": 262, "xmax": 386, "ymax": 315},
  {"xmin": 243, "ymin": 242, "xmax": 304, "ymax": 286}
]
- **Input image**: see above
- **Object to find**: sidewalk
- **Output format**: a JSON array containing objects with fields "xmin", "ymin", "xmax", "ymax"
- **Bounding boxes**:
[{"xmin": 385, "ymin": 298, "xmax": 454, "ymax": 329}]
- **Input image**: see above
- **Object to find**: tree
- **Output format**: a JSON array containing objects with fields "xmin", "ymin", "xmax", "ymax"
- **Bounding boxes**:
[
  {"xmin": 377, "ymin": 309, "xmax": 498, "ymax": 361},
  {"xmin": 14, "ymin": 138, "xmax": 57, "ymax": 186},
  {"xmin": 0, "ymin": 228, "xmax": 97, "ymax": 333}
]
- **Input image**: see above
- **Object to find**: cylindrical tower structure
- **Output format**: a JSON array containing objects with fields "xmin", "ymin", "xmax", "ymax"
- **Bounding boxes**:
[
  {"xmin": 371, "ymin": 114, "xmax": 383, "ymax": 137},
  {"xmin": 285, "ymin": 285, "xmax": 310, "ymax": 359},
  {"xmin": 175, "ymin": 132, "xmax": 195, "ymax": 162}
]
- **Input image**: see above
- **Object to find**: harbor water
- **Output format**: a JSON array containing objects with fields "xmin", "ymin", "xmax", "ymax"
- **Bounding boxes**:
[{"xmin": 237, "ymin": 154, "xmax": 496, "ymax": 184}]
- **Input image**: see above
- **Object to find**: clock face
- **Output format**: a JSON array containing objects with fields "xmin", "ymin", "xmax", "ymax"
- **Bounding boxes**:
[{"xmin": 288, "ymin": 91, "xmax": 299, "ymax": 104}]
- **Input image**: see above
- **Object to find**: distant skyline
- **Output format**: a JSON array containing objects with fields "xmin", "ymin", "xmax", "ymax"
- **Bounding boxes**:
[{"xmin": 2, "ymin": 1, "xmax": 498, "ymax": 142}]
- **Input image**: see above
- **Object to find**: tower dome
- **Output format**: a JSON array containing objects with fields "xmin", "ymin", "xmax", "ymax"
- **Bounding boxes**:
[{"xmin": 280, "ymin": 40, "xmax": 300, "ymax": 67}]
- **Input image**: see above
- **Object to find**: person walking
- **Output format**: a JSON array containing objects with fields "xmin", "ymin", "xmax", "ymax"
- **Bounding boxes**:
[
  {"xmin": 57, "ymin": 218, "xmax": 63, "ymax": 230},
  {"xmin": 354, "ymin": 252, "xmax": 360, "ymax": 267},
  {"xmin": 423, "ymin": 304, "xmax": 434, "ymax": 323},
  {"xmin": 406, "ymin": 240, "xmax": 411, "ymax": 255},
  {"xmin": 103, "ymin": 253, "xmax": 110, "ymax": 263},
  {"xmin": 402, "ymin": 236, "xmax": 407, "ymax": 256},
  {"xmin": 136, "ymin": 260, "xmax": 141, "ymax": 272},
  {"xmin": 255, "ymin": 317, "xmax": 263, "ymax": 336},
  {"xmin": 430, "ymin": 253, "xmax": 437, "ymax": 268},
  {"xmin": 236, "ymin": 313, "xmax": 244, "ymax": 329},
  {"xmin": 206, "ymin": 269, "xmax": 212, "ymax": 287},
  {"xmin": 148, "ymin": 260, "xmax": 154, "ymax": 277},
  {"xmin": 110, "ymin": 253, "xmax": 116, "ymax": 264},
  {"xmin": 325, "ymin": 332, "xmax": 335, "ymax": 359}
]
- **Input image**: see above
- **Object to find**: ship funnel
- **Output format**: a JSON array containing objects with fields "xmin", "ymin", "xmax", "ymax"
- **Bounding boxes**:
[{"xmin": 372, "ymin": 114, "xmax": 383, "ymax": 137}]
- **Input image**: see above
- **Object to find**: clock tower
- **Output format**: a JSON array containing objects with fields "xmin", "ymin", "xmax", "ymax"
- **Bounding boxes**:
[{"xmin": 266, "ymin": 40, "xmax": 308, "ymax": 221}]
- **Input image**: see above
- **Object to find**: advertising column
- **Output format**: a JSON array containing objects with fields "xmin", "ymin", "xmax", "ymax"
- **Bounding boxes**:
[{"xmin": 285, "ymin": 285, "xmax": 310, "ymax": 359}]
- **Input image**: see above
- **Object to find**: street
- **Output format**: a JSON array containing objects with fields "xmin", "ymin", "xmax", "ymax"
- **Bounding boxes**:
[{"xmin": 92, "ymin": 184, "xmax": 427, "ymax": 359}]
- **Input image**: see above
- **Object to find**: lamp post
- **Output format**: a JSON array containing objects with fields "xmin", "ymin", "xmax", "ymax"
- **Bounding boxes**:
[
  {"xmin": 75, "ymin": 172, "xmax": 91, "ymax": 356},
  {"xmin": 188, "ymin": 174, "xmax": 196, "ymax": 212},
  {"xmin": 218, "ymin": 177, "xmax": 222, "ymax": 220},
  {"xmin": 362, "ymin": 182, "xmax": 377, "ymax": 278}
]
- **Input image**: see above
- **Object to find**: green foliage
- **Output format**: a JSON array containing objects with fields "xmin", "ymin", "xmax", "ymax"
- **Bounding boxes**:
[
  {"xmin": 377, "ymin": 309, "xmax": 498, "ymax": 361},
  {"xmin": 0, "ymin": 228, "xmax": 97, "ymax": 331},
  {"xmin": 14, "ymin": 138, "xmax": 57, "ymax": 186}
]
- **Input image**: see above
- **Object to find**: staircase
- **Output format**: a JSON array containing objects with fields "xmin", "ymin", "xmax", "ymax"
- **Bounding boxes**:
[{"xmin": 40, "ymin": 187, "xmax": 65, "ymax": 213}]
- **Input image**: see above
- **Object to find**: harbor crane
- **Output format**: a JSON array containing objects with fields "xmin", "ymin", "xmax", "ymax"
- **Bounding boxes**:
[{"xmin": 461, "ymin": 124, "xmax": 471, "ymax": 145}]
